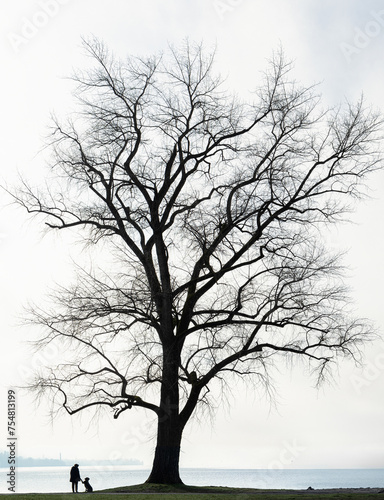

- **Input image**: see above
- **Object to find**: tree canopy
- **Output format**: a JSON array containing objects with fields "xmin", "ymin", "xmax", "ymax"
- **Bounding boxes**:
[{"xmin": 13, "ymin": 39, "xmax": 383, "ymax": 483}]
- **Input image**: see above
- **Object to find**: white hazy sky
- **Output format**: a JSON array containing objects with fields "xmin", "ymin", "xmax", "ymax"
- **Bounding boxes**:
[{"xmin": 1, "ymin": 0, "xmax": 384, "ymax": 471}]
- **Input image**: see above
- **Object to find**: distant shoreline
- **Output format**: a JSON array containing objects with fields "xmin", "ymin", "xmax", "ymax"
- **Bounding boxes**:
[{"xmin": 0, "ymin": 451, "xmax": 142, "ymax": 468}]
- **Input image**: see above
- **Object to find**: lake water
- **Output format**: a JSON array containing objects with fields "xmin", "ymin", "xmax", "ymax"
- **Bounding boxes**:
[{"xmin": 1, "ymin": 466, "xmax": 383, "ymax": 494}]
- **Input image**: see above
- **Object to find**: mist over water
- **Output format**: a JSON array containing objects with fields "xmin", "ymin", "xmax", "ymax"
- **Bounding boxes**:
[{"xmin": 1, "ymin": 466, "xmax": 383, "ymax": 493}]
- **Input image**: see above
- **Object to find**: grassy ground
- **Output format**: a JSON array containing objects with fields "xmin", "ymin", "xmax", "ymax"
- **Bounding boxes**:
[
  {"xmin": 1, "ymin": 495, "xmax": 384, "ymax": 500},
  {"xmin": 1, "ymin": 493, "xmax": 383, "ymax": 500},
  {"xmin": 1, "ymin": 483, "xmax": 383, "ymax": 499}
]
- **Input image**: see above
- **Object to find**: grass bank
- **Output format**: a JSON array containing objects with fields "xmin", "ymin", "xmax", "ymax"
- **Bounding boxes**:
[
  {"xmin": 2, "ymin": 496, "xmax": 383, "ymax": 500},
  {"xmin": 2, "ymin": 483, "xmax": 384, "ymax": 499}
]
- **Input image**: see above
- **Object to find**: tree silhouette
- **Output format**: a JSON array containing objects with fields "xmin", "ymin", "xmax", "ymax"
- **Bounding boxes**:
[{"xmin": 13, "ymin": 39, "xmax": 382, "ymax": 484}]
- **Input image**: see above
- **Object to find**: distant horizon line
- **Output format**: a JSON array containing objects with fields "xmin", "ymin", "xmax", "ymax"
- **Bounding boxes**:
[
  {"xmin": 0, "ymin": 451, "xmax": 143, "ymax": 467},
  {"xmin": 0, "ymin": 452, "xmax": 382, "ymax": 470}
]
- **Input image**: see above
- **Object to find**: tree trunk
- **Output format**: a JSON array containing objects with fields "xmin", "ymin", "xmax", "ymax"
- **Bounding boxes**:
[
  {"xmin": 145, "ymin": 419, "xmax": 183, "ymax": 484},
  {"xmin": 146, "ymin": 339, "xmax": 183, "ymax": 484}
]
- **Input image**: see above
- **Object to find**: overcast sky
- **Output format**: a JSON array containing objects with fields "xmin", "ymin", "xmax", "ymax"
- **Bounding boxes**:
[{"xmin": 1, "ymin": 0, "xmax": 384, "ymax": 471}]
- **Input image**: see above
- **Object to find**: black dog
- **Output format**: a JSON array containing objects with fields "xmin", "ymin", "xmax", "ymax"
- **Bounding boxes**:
[{"xmin": 83, "ymin": 477, "xmax": 93, "ymax": 493}]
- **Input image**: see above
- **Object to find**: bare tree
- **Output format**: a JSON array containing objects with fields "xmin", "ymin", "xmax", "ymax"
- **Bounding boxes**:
[{"xmin": 12, "ymin": 39, "xmax": 382, "ymax": 484}]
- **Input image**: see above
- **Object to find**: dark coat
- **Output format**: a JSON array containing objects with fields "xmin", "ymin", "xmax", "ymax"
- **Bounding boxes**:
[{"xmin": 70, "ymin": 465, "xmax": 81, "ymax": 483}]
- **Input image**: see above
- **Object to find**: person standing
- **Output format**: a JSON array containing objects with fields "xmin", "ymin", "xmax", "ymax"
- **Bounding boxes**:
[{"xmin": 69, "ymin": 463, "xmax": 82, "ymax": 493}]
